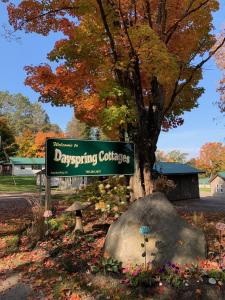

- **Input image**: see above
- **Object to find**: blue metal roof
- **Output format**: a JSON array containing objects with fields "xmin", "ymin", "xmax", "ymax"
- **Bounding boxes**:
[
  {"xmin": 199, "ymin": 177, "xmax": 210, "ymax": 185},
  {"xmin": 218, "ymin": 172, "xmax": 225, "ymax": 180},
  {"xmin": 153, "ymin": 162, "xmax": 203, "ymax": 175},
  {"xmin": 9, "ymin": 157, "xmax": 45, "ymax": 165}
]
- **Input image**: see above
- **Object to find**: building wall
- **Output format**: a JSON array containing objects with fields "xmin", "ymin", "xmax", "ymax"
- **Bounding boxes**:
[
  {"xmin": 58, "ymin": 177, "xmax": 88, "ymax": 190},
  {"xmin": 12, "ymin": 164, "xmax": 45, "ymax": 176},
  {"xmin": 166, "ymin": 174, "xmax": 200, "ymax": 201},
  {"xmin": 211, "ymin": 177, "xmax": 225, "ymax": 197}
]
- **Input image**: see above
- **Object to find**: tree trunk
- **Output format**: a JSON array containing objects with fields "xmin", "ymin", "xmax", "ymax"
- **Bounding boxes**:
[
  {"xmin": 128, "ymin": 76, "xmax": 164, "ymax": 199},
  {"xmin": 129, "ymin": 158, "xmax": 145, "ymax": 201}
]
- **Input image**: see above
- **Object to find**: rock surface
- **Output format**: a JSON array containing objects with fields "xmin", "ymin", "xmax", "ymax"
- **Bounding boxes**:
[{"xmin": 104, "ymin": 192, "xmax": 206, "ymax": 267}]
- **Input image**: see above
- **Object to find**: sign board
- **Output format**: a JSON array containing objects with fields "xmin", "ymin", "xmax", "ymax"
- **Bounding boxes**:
[{"xmin": 46, "ymin": 138, "xmax": 134, "ymax": 177}]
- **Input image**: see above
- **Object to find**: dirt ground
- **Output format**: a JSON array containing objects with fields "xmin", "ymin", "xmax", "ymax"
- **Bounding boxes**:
[{"xmin": 0, "ymin": 191, "xmax": 224, "ymax": 300}]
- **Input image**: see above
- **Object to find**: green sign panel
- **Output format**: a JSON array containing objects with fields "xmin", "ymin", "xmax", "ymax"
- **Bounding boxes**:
[{"xmin": 46, "ymin": 138, "xmax": 134, "ymax": 177}]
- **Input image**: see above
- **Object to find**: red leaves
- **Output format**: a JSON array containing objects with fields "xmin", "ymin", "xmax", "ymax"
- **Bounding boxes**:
[{"xmin": 70, "ymin": 293, "xmax": 81, "ymax": 300}]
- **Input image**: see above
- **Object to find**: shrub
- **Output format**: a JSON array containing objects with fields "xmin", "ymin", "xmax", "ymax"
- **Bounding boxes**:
[{"xmin": 153, "ymin": 176, "xmax": 176, "ymax": 193}]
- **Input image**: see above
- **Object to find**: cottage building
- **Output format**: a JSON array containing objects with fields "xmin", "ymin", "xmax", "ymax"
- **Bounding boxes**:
[
  {"xmin": 154, "ymin": 162, "xmax": 203, "ymax": 201},
  {"xmin": 209, "ymin": 172, "xmax": 225, "ymax": 197},
  {"xmin": 8, "ymin": 157, "xmax": 45, "ymax": 176}
]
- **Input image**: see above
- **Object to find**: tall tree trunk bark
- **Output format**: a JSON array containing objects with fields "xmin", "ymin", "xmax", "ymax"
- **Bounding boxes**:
[{"xmin": 129, "ymin": 76, "xmax": 164, "ymax": 199}]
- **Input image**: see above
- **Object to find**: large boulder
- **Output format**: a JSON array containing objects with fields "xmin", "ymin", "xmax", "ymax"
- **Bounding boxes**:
[{"xmin": 104, "ymin": 192, "xmax": 206, "ymax": 267}]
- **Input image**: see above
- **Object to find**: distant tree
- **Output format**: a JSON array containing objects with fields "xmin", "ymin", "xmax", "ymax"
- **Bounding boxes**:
[
  {"xmin": 66, "ymin": 116, "xmax": 89, "ymax": 139},
  {"xmin": 16, "ymin": 129, "xmax": 37, "ymax": 157},
  {"xmin": 0, "ymin": 116, "xmax": 18, "ymax": 159},
  {"xmin": 155, "ymin": 150, "xmax": 167, "ymax": 162},
  {"xmin": 166, "ymin": 150, "xmax": 188, "ymax": 163},
  {"xmin": 186, "ymin": 158, "xmax": 197, "ymax": 168},
  {"xmin": 195, "ymin": 142, "xmax": 225, "ymax": 176},
  {"xmin": 156, "ymin": 149, "xmax": 188, "ymax": 163},
  {"xmin": 0, "ymin": 91, "xmax": 61, "ymax": 135},
  {"xmin": 42, "ymin": 123, "xmax": 62, "ymax": 133},
  {"xmin": 34, "ymin": 131, "xmax": 64, "ymax": 157}
]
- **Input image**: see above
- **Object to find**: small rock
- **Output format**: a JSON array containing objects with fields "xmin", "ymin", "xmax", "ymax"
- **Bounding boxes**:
[{"xmin": 208, "ymin": 278, "xmax": 216, "ymax": 285}]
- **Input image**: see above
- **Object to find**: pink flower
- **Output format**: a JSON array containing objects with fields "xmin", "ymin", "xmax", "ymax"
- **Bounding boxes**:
[
  {"xmin": 43, "ymin": 210, "xmax": 52, "ymax": 218},
  {"xmin": 131, "ymin": 270, "xmax": 139, "ymax": 276}
]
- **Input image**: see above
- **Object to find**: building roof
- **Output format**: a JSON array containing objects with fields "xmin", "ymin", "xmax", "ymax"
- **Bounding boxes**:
[
  {"xmin": 209, "ymin": 172, "xmax": 225, "ymax": 183},
  {"xmin": 218, "ymin": 172, "xmax": 225, "ymax": 180},
  {"xmin": 9, "ymin": 157, "xmax": 45, "ymax": 165},
  {"xmin": 199, "ymin": 177, "xmax": 210, "ymax": 185},
  {"xmin": 154, "ymin": 162, "xmax": 203, "ymax": 175}
]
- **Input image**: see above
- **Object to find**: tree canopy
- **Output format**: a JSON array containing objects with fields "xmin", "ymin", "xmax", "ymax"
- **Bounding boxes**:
[
  {"xmin": 0, "ymin": 91, "xmax": 61, "ymax": 136},
  {"xmin": 5, "ymin": 0, "xmax": 225, "ymax": 195},
  {"xmin": 195, "ymin": 142, "xmax": 225, "ymax": 176},
  {"xmin": 156, "ymin": 149, "xmax": 188, "ymax": 163},
  {"xmin": 0, "ymin": 116, "xmax": 18, "ymax": 159}
]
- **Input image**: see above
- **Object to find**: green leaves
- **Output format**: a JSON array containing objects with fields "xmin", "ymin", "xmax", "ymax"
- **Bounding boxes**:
[
  {"xmin": 128, "ymin": 25, "xmax": 179, "ymax": 85},
  {"xmin": 101, "ymin": 104, "xmax": 135, "ymax": 132}
]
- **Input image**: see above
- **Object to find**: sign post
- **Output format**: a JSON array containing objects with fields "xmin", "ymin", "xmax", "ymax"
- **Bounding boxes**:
[
  {"xmin": 46, "ymin": 139, "xmax": 134, "ymax": 177},
  {"xmin": 45, "ymin": 176, "xmax": 51, "ymax": 211}
]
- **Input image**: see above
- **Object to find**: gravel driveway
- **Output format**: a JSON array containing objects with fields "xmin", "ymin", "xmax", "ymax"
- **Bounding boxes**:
[{"xmin": 174, "ymin": 193, "xmax": 225, "ymax": 212}]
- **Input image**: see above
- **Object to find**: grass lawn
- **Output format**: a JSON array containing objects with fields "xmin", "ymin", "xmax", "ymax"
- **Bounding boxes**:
[
  {"xmin": 200, "ymin": 187, "xmax": 211, "ymax": 193},
  {"xmin": 0, "ymin": 176, "xmax": 37, "ymax": 192}
]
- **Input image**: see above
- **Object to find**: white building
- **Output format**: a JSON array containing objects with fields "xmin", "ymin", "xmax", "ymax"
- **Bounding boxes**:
[{"xmin": 9, "ymin": 157, "xmax": 45, "ymax": 176}]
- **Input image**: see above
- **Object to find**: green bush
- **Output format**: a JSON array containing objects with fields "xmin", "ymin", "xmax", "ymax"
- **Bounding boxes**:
[{"xmin": 5, "ymin": 235, "xmax": 19, "ymax": 254}]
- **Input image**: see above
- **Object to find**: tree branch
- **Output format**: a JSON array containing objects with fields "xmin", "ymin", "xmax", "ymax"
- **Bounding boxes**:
[
  {"xmin": 17, "ymin": 6, "xmax": 78, "ymax": 30},
  {"xmin": 96, "ymin": 0, "xmax": 118, "ymax": 64},
  {"xmin": 157, "ymin": 0, "xmax": 167, "ymax": 38},
  {"xmin": 165, "ymin": 0, "xmax": 210, "ymax": 44},
  {"xmin": 118, "ymin": 0, "xmax": 136, "ymax": 56},
  {"xmin": 165, "ymin": 37, "xmax": 225, "ymax": 114},
  {"xmin": 145, "ymin": 0, "xmax": 153, "ymax": 28},
  {"xmin": 164, "ymin": 65, "xmax": 183, "ymax": 114}
]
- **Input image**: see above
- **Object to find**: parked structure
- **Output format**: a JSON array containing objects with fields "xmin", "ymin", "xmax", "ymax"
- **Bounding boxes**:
[
  {"xmin": 209, "ymin": 172, "xmax": 225, "ymax": 197},
  {"xmin": 4, "ymin": 157, "xmax": 45, "ymax": 176},
  {"xmin": 35, "ymin": 169, "xmax": 87, "ymax": 190},
  {"xmin": 154, "ymin": 162, "xmax": 204, "ymax": 201}
]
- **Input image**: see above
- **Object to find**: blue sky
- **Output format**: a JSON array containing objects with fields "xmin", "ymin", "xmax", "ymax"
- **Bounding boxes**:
[{"xmin": 0, "ymin": 2, "xmax": 224, "ymax": 158}]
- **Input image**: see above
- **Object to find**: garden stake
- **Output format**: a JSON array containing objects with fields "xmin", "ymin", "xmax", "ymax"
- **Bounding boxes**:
[{"xmin": 139, "ymin": 226, "xmax": 151, "ymax": 270}]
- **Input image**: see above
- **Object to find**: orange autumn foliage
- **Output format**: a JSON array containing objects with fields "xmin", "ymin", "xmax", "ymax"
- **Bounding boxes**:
[
  {"xmin": 7, "ymin": 0, "xmax": 224, "ymax": 132},
  {"xmin": 195, "ymin": 142, "xmax": 225, "ymax": 176},
  {"xmin": 34, "ymin": 131, "xmax": 64, "ymax": 157}
]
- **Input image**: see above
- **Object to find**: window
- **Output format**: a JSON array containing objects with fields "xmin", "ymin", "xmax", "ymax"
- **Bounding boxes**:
[
  {"xmin": 20, "ymin": 165, "xmax": 25, "ymax": 170},
  {"xmin": 32, "ymin": 165, "xmax": 41, "ymax": 170},
  {"xmin": 216, "ymin": 184, "xmax": 224, "ymax": 193}
]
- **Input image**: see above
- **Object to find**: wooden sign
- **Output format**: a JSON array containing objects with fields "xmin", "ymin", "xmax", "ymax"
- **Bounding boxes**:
[
  {"xmin": 216, "ymin": 222, "xmax": 225, "ymax": 231},
  {"xmin": 46, "ymin": 138, "xmax": 134, "ymax": 177}
]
